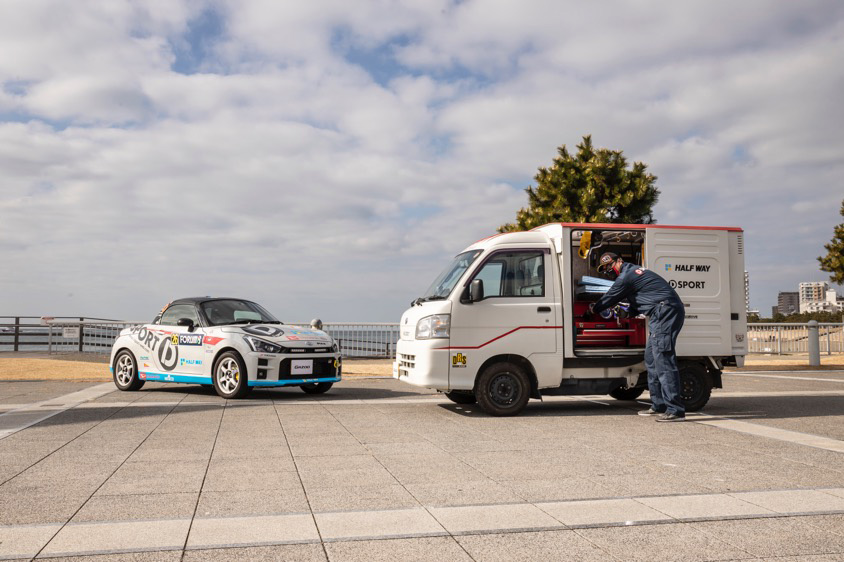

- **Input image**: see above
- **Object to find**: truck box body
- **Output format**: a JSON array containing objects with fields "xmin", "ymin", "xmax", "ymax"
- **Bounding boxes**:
[{"xmin": 394, "ymin": 222, "xmax": 746, "ymax": 415}]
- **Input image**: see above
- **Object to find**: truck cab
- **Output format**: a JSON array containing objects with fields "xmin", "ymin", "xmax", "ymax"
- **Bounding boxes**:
[{"xmin": 394, "ymin": 222, "xmax": 747, "ymax": 416}]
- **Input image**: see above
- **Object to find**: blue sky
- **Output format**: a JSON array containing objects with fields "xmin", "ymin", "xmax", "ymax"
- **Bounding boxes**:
[{"xmin": 1, "ymin": 0, "xmax": 843, "ymax": 321}]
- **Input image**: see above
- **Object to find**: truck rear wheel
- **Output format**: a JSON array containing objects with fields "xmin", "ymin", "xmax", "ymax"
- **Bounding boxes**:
[
  {"xmin": 680, "ymin": 362, "xmax": 712, "ymax": 412},
  {"xmin": 445, "ymin": 391, "xmax": 476, "ymax": 405},
  {"xmin": 609, "ymin": 386, "xmax": 646, "ymax": 401},
  {"xmin": 476, "ymin": 362, "xmax": 530, "ymax": 417}
]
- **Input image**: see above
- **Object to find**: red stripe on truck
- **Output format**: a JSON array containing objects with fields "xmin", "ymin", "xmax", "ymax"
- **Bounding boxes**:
[{"xmin": 435, "ymin": 326, "xmax": 562, "ymax": 350}]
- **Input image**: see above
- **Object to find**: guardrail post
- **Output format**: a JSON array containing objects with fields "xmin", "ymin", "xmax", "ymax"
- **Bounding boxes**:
[
  {"xmin": 776, "ymin": 325, "xmax": 781, "ymax": 355},
  {"xmin": 807, "ymin": 320, "xmax": 820, "ymax": 366},
  {"xmin": 13, "ymin": 317, "xmax": 19, "ymax": 351},
  {"xmin": 78, "ymin": 317, "xmax": 84, "ymax": 352},
  {"xmin": 826, "ymin": 326, "xmax": 831, "ymax": 356}
]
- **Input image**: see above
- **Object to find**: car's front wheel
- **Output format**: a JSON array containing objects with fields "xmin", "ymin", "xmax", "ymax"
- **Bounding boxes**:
[
  {"xmin": 300, "ymin": 382, "xmax": 333, "ymax": 394},
  {"xmin": 113, "ymin": 350, "xmax": 144, "ymax": 391},
  {"xmin": 213, "ymin": 352, "xmax": 249, "ymax": 399},
  {"xmin": 476, "ymin": 362, "xmax": 531, "ymax": 416}
]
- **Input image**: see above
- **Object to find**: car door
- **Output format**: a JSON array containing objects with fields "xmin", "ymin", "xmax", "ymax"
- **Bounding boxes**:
[
  {"xmin": 155, "ymin": 304, "xmax": 206, "ymax": 380},
  {"xmin": 449, "ymin": 248, "xmax": 558, "ymax": 385}
]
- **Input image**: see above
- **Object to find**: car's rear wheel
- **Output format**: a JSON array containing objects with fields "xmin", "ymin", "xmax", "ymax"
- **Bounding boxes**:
[
  {"xmin": 113, "ymin": 350, "xmax": 144, "ymax": 391},
  {"xmin": 300, "ymin": 382, "xmax": 333, "ymax": 394},
  {"xmin": 213, "ymin": 352, "xmax": 249, "ymax": 399}
]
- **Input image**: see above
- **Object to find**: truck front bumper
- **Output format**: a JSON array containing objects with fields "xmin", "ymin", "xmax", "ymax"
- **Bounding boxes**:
[{"xmin": 393, "ymin": 339, "xmax": 449, "ymax": 390}]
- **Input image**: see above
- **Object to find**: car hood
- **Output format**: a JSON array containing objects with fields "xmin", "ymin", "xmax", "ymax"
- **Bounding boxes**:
[{"xmin": 220, "ymin": 324, "xmax": 334, "ymax": 344}]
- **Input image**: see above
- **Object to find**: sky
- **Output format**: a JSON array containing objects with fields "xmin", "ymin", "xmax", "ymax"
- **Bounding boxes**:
[{"xmin": 1, "ymin": 0, "xmax": 843, "ymax": 322}]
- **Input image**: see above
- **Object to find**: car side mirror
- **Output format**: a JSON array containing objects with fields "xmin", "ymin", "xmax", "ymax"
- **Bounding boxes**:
[
  {"xmin": 470, "ymin": 279, "xmax": 484, "ymax": 302},
  {"xmin": 177, "ymin": 318, "xmax": 195, "ymax": 331}
]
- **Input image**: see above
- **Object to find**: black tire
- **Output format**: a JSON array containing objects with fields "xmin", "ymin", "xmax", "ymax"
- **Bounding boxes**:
[
  {"xmin": 213, "ymin": 351, "xmax": 249, "ymax": 399},
  {"xmin": 300, "ymin": 382, "xmax": 333, "ymax": 394},
  {"xmin": 445, "ymin": 391, "xmax": 477, "ymax": 405},
  {"xmin": 609, "ymin": 386, "xmax": 646, "ymax": 401},
  {"xmin": 680, "ymin": 362, "xmax": 712, "ymax": 412},
  {"xmin": 475, "ymin": 362, "xmax": 531, "ymax": 416},
  {"xmin": 113, "ymin": 350, "xmax": 144, "ymax": 391}
]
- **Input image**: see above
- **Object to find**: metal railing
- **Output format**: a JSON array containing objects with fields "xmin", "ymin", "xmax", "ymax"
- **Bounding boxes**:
[
  {"xmin": 747, "ymin": 323, "xmax": 844, "ymax": 355},
  {"xmin": 1, "ymin": 317, "xmax": 400, "ymax": 359}
]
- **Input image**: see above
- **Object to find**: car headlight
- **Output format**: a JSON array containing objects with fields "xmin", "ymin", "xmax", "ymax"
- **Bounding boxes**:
[
  {"xmin": 243, "ymin": 336, "xmax": 283, "ymax": 354},
  {"xmin": 416, "ymin": 314, "xmax": 450, "ymax": 339}
]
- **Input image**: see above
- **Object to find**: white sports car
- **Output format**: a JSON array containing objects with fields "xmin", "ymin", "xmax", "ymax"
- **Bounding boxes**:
[{"xmin": 109, "ymin": 297, "xmax": 341, "ymax": 398}]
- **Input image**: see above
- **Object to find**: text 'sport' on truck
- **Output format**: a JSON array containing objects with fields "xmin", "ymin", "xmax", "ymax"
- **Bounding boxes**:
[{"xmin": 393, "ymin": 223, "xmax": 747, "ymax": 416}]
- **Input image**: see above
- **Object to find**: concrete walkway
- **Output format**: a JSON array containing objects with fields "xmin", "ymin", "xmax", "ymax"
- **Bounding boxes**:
[{"xmin": 1, "ymin": 370, "xmax": 843, "ymax": 560}]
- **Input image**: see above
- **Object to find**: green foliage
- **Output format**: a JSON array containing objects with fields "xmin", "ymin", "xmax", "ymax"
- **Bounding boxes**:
[
  {"xmin": 750, "ymin": 310, "xmax": 844, "ymax": 323},
  {"xmin": 499, "ymin": 135, "xmax": 660, "ymax": 232},
  {"xmin": 818, "ymin": 199, "xmax": 844, "ymax": 284}
]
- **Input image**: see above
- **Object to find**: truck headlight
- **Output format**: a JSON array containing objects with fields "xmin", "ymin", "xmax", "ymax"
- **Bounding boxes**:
[
  {"xmin": 243, "ymin": 336, "xmax": 283, "ymax": 354},
  {"xmin": 416, "ymin": 314, "xmax": 450, "ymax": 339}
]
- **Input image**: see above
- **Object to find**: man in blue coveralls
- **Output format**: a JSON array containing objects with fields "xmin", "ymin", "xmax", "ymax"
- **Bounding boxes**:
[{"xmin": 589, "ymin": 252, "xmax": 686, "ymax": 422}]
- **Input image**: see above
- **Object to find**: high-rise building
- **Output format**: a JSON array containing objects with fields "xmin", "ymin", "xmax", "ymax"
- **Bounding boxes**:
[
  {"xmin": 799, "ymin": 282, "xmax": 843, "ymax": 313},
  {"xmin": 776, "ymin": 292, "xmax": 799, "ymax": 315}
]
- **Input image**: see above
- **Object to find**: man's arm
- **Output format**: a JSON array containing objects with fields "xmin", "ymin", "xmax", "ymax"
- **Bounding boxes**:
[{"xmin": 592, "ymin": 276, "xmax": 632, "ymax": 314}]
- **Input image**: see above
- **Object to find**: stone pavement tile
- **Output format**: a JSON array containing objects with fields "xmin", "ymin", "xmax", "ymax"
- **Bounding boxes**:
[
  {"xmin": 455, "ymin": 528, "xmax": 612, "ymax": 562},
  {"xmin": 692, "ymin": 517, "xmax": 844, "ymax": 558},
  {"xmin": 202, "ymin": 468, "xmax": 302, "ymax": 492},
  {"xmin": 183, "ymin": 543, "xmax": 327, "ymax": 562},
  {"xmin": 295, "ymin": 454, "xmax": 382, "ymax": 473},
  {"xmin": 315, "ymin": 508, "xmax": 446, "ymax": 541},
  {"xmin": 538, "ymin": 498, "xmax": 673, "ymax": 527},
  {"xmin": 363, "ymin": 441, "xmax": 444, "ymax": 456},
  {"xmin": 404, "ymin": 480, "xmax": 525, "ymax": 507},
  {"xmin": 39, "ymin": 552, "xmax": 182, "ymax": 561},
  {"xmin": 377, "ymin": 454, "xmax": 487, "ymax": 485},
  {"xmin": 748, "ymin": 556, "xmax": 844, "ymax": 562},
  {"xmin": 40, "ymin": 519, "xmax": 191, "ymax": 557},
  {"xmin": 0, "ymin": 523, "xmax": 62, "ymax": 560},
  {"xmin": 72, "ymin": 492, "xmax": 199, "ymax": 523},
  {"xmin": 500, "ymin": 477, "xmax": 618, "ymax": 503},
  {"xmin": 186, "ymin": 514, "xmax": 319, "ymax": 549},
  {"xmin": 306, "ymin": 484, "xmax": 420, "ymax": 512},
  {"xmin": 0, "ymin": 489, "xmax": 91, "ymax": 525},
  {"xmin": 325, "ymin": 536, "xmax": 472, "ymax": 561},
  {"xmin": 429, "ymin": 503, "xmax": 564, "ymax": 535},
  {"xmin": 637, "ymin": 493, "xmax": 776, "ymax": 520},
  {"xmin": 800, "ymin": 514, "xmax": 844, "ymax": 537},
  {"xmin": 287, "ymin": 442, "xmax": 369, "ymax": 458},
  {"xmin": 824, "ymin": 488, "xmax": 844, "ymax": 499},
  {"xmin": 577, "ymin": 521, "xmax": 750, "ymax": 561},
  {"xmin": 297, "ymin": 465, "xmax": 399, "ymax": 488},
  {"xmin": 96, "ymin": 461, "xmax": 207, "ymax": 496},
  {"xmin": 197, "ymin": 488, "xmax": 309, "ymax": 517},
  {"xmin": 731, "ymin": 489, "xmax": 844, "ymax": 514},
  {"xmin": 206, "ymin": 456, "xmax": 296, "ymax": 473}
]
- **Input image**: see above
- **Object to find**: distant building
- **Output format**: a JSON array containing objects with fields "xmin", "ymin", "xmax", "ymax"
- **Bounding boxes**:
[
  {"xmin": 776, "ymin": 292, "xmax": 799, "ymax": 315},
  {"xmin": 799, "ymin": 282, "xmax": 844, "ymax": 313}
]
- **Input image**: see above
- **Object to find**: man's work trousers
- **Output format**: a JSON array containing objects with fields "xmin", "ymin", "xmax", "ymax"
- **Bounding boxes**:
[{"xmin": 644, "ymin": 300, "xmax": 686, "ymax": 416}]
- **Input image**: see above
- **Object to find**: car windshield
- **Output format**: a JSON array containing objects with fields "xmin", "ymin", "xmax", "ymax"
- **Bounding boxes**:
[
  {"xmin": 421, "ymin": 250, "xmax": 483, "ymax": 300},
  {"xmin": 200, "ymin": 299, "xmax": 281, "ymax": 326}
]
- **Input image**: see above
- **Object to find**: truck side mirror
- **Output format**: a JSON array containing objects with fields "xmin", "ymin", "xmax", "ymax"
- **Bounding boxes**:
[
  {"xmin": 177, "ymin": 318, "xmax": 195, "ymax": 332},
  {"xmin": 470, "ymin": 279, "xmax": 485, "ymax": 302}
]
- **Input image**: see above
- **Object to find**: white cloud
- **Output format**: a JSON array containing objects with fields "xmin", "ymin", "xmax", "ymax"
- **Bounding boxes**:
[{"xmin": 1, "ymin": 0, "xmax": 843, "ymax": 321}]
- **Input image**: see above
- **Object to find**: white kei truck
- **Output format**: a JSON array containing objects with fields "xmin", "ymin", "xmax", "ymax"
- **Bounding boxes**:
[{"xmin": 393, "ymin": 222, "xmax": 747, "ymax": 416}]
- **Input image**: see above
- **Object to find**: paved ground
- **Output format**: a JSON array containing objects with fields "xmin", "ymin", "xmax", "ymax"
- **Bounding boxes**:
[{"xmin": 0, "ymin": 371, "xmax": 843, "ymax": 561}]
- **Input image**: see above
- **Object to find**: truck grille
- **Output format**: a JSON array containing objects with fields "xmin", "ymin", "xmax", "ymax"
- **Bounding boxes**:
[{"xmin": 399, "ymin": 353, "xmax": 415, "ymax": 370}]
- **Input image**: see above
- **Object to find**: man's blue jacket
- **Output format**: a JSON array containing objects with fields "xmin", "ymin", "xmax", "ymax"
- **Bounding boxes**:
[{"xmin": 592, "ymin": 262, "xmax": 683, "ymax": 317}]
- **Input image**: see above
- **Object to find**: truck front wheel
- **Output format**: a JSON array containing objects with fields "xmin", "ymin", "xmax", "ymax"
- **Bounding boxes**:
[
  {"xmin": 475, "ymin": 362, "xmax": 530, "ymax": 417},
  {"xmin": 680, "ymin": 362, "xmax": 712, "ymax": 412}
]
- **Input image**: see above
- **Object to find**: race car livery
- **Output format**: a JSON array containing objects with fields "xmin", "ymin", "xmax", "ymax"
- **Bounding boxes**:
[{"xmin": 109, "ymin": 297, "xmax": 341, "ymax": 398}]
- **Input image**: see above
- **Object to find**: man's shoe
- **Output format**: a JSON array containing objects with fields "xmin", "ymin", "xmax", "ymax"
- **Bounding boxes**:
[
  {"xmin": 638, "ymin": 408, "xmax": 663, "ymax": 416},
  {"xmin": 656, "ymin": 413, "xmax": 686, "ymax": 422}
]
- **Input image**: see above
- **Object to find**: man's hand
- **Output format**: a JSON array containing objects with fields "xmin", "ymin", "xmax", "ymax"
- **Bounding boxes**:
[{"xmin": 588, "ymin": 303, "xmax": 595, "ymax": 315}]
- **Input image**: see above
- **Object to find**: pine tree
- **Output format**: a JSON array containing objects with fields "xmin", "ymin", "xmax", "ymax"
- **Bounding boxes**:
[
  {"xmin": 499, "ymin": 135, "xmax": 659, "ymax": 232},
  {"xmin": 818, "ymin": 199, "xmax": 844, "ymax": 284}
]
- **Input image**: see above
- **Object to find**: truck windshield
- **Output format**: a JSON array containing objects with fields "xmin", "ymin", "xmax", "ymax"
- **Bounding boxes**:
[{"xmin": 421, "ymin": 250, "xmax": 482, "ymax": 300}]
